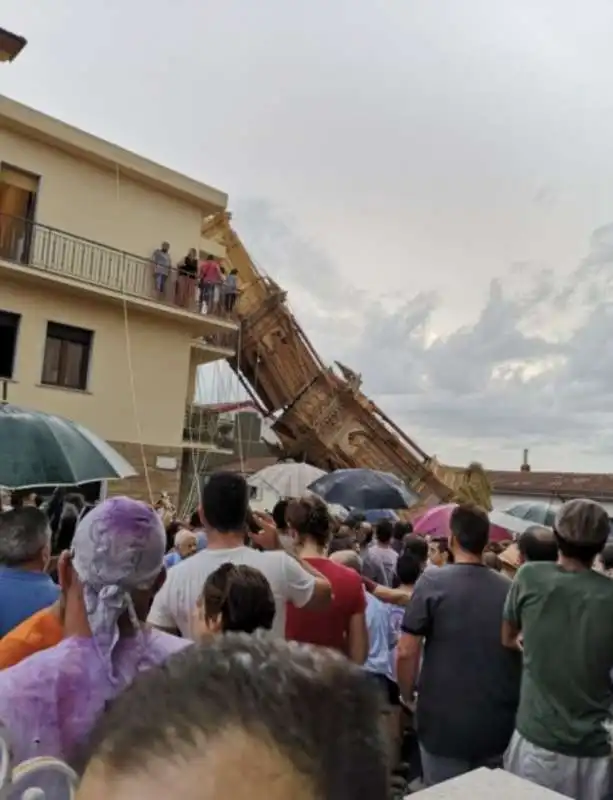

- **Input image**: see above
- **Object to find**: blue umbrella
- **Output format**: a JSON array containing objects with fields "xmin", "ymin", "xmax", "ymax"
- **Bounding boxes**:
[{"xmin": 307, "ymin": 469, "xmax": 420, "ymax": 511}]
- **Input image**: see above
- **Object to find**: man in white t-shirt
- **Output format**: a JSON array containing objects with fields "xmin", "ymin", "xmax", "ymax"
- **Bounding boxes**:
[{"xmin": 148, "ymin": 473, "xmax": 332, "ymax": 639}]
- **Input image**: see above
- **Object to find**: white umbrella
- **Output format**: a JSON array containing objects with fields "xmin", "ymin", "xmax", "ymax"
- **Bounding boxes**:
[
  {"xmin": 248, "ymin": 461, "xmax": 326, "ymax": 500},
  {"xmin": 489, "ymin": 509, "xmax": 548, "ymax": 537}
]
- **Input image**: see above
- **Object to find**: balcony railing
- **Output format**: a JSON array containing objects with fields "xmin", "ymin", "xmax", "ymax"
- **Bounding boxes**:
[
  {"xmin": 183, "ymin": 407, "xmax": 235, "ymax": 450},
  {"xmin": 0, "ymin": 214, "xmax": 239, "ymax": 337}
]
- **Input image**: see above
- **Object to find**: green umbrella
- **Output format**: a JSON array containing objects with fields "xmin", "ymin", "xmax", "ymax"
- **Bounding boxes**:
[
  {"xmin": 504, "ymin": 501, "xmax": 557, "ymax": 528},
  {"xmin": 0, "ymin": 403, "xmax": 137, "ymax": 489}
]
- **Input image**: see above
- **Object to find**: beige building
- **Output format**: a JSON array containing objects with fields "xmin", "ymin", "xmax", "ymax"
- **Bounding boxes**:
[{"xmin": 0, "ymin": 94, "xmax": 238, "ymax": 504}]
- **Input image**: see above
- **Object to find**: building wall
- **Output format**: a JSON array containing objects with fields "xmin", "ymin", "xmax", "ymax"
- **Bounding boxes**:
[
  {"xmin": 3, "ymin": 277, "xmax": 192, "ymax": 448},
  {"xmin": 108, "ymin": 442, "xmax": 183, "ymax": 505},
  {"xmin": 492, "ymin": 491, "xmax": 613, "ymax": 516},
  {"xmin": 0, "ymin": 128, "xmax": 215, "ymax": 260}
]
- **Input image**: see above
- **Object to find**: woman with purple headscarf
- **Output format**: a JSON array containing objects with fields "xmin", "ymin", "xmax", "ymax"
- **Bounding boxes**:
[{"xmin": 0, "ymin": 497, "xmax": 191, "ymax": 765}]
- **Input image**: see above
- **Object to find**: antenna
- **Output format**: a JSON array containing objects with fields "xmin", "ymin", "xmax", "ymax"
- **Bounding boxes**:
[{"xmin": 521, "ymin": 449, "xmax": 531, "ymax": 472}]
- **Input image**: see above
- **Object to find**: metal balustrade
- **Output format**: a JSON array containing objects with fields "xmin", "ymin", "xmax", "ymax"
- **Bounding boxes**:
[{"xmin": 0, "ymin": 213, "xmax": 238, "ymax": 333}]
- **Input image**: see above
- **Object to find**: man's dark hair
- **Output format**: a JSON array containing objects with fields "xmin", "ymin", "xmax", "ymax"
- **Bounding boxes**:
[
  {"xmin": 393, "ymin": 521, "xmax": 412, "ymax": 541},
  {"xmin": 164, "ymin": 520, "xmax": 182, "ymax": 553},
  {"xmin": 272, "ymin": 499, "xmax": 289, "ymax": 531},
  {"xmin": 518, "ymin": 526, "xmax": 558, "ymax": 563},
  {"xmin": 201, "ymin": 472, "xmax": 248, "ymax": 533},
  {"xmin": 601, "ymin": 543, "xmax": 613, "ymax": 571},
  {"xmin": 0, "ymin": 507, "xmax": 50, "ymax": 566},
  {"xmin": 201, "ymin": 564, "xmax": 275, "ymax": 633},
  {"xmin": 375, "ymin": 519, "xmax": 393, "ymax": 545},
  {"xmin": 346, "ymin": 512, "xmax": 365, "ymax": 530},
  {"xmin": 327, "ymin": 534, "xmax": 356, "ymax": 555},
  {"xmin": 449, "ymin": 504, "xmax": 490, "ymax": 556},
  {"xmin": 79, "ymin": 635, "xmax": 388, "ymax": 800},
  {"xmin": 402, "ymin": 534, "xmax": 429, "ymax": 565},
  {"xmin": 554, "ymin": 536, "xmax": 604, "ymax": 568},
  {"xmin": 396, "ymin": 550, "xmax": 423, "ymax": 586},
  {"xmin": 189, "ymin": 509, "xmax": 201, "ymax": 529},
  {"xmin": 286, "ymin": 495, "xmax": 331, "ymax": 548}
]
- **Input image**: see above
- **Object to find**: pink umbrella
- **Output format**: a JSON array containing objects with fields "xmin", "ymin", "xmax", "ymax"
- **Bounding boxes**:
[{"xmin": 413, "ymin": 503, "xmax": 512, "ymax": 544}]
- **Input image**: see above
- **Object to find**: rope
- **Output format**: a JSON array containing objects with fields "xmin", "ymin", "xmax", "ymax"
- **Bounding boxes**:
[
  {"xmin": 235, "ymin": 321, "xmax": 245, "ymax": 474},
  {"xmin": 115, "ymin": 164, "xmax": 153, "ymax": 504}
]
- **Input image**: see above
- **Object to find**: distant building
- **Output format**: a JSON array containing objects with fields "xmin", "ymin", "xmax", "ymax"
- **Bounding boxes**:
[
  {"xmin": 488, "ymin": 469, "xmax": 613, "ymax": 516},
  {"xmin": 0, "ymin": 94, "xmax": 238, "ymax": 503}
]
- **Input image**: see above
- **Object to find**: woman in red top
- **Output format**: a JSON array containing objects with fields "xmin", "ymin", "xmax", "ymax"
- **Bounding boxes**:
[{"xmin": 285, "ymin": 495, "xmax": 368, "ymax": 663}]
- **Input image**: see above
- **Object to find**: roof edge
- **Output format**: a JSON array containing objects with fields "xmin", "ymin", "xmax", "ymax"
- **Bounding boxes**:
[{"xmin": 0, "ymin": 94, "xmax": 228, "ymax": 212}]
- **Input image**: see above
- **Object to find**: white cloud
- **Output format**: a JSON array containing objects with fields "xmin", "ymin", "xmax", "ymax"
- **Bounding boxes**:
[{"xmin": 234, "ymin": 201, "xmax": 613, "ymax": 471}]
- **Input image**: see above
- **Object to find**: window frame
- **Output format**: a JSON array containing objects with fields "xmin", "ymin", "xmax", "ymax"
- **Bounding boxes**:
[
  {"xmin": 0, "ymin": 309, "xmax": 21, "ymax": 380},
  {"xmin": 41, "ymin": 321, "xmax": 93, "ymax": 391}
]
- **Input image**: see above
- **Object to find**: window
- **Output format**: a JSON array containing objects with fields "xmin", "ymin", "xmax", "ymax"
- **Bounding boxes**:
[
  {"xmin": 0, "ymin": 310, "xmax": 20, "ymax": 379},
  {"xmin": 41, "ymin": 322, "xmax": 93, "ymax": 391}
]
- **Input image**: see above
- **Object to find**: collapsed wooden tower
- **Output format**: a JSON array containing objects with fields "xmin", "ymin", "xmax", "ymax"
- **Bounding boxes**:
[{"xmin": 202, "ymin": 212, "xmax": 492, "ymax": 511}]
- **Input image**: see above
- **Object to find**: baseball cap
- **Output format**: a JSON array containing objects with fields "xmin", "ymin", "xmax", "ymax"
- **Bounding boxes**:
[{"xmin": 554, "ymin": 499, "xmax": 610, "ymax": 547}]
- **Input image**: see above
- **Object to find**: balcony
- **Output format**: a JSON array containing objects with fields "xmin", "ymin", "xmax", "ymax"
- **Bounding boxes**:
[
  {"xmin": 183, "ymin": 406, "xmax": 236, "ymax": 451},
  {"xmin": 0, "ymin": 213, "xmax": 239, "ymax": 345}
]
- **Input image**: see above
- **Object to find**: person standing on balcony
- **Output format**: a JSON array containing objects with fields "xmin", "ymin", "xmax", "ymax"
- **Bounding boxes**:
[
  {"xmin": 152, "ymin": 241, "xmax": 172, "ymax": 298},
  {"xmin": 176, "ymin": 247, "xmax": 198, "ymax": 309},
  {"xmin": 223, "ymin": 268, "xmax": 239, "ymax": 313},
  {"xmin": 199, "ymin": 253, "xmax": 222, "ymax": 313}
]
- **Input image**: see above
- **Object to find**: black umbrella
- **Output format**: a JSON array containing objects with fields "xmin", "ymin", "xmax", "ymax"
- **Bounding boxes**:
[
  {"xmin": 307, "ymin": 468, "xmax": 420, "ymax": 511},
  {"xmin": 0, "ymin": 403, "xmax": 136, "ymax": 489}
]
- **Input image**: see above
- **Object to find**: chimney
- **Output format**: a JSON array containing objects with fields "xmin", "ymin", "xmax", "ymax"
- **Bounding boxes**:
[{"xmin": 520, "ymin": 449, "xmax": 531, "ymax": 472}]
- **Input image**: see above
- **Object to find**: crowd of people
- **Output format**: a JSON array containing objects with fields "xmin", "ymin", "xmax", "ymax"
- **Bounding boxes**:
[
  {"xmin": 151, "ymin": 241, "xmax": 239, "ymax": 314},
  {"xmin": 0, "ymin": 473, "xmax": 612, "ymax": 799}
]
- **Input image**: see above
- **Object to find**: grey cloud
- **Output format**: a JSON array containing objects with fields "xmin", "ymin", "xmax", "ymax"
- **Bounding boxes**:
[
  {"xmin": 237, "ymin": 202, "xmax": 613, "ymax": 463},
  {"xmin": 233, "ymin": 198, "xmax": 359, "ymax": 309}
]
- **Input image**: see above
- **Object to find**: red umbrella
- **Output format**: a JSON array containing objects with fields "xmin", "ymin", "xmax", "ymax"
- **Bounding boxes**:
[{"xmin": 413, "ymin": 503, "xmax": 512, "ymax": 544}]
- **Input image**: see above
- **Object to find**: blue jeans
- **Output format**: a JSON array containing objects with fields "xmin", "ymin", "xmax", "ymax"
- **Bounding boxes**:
[
  {"xmin": 420, "ymin": 745, "xmax": 503, "ymax": 787},
  {"xmin": 155, "ymin": 272, "xmax": 167, "ymax": 293}
]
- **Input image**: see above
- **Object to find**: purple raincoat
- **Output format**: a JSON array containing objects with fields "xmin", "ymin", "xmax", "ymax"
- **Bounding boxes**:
[{"xmin": 0, "ymin": 631, "xmax": 189, "ymax": 764}]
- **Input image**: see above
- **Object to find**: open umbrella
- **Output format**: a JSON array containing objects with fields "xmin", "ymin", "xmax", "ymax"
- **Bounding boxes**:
[
  {"xmin": 363, "ymin": 509, "xmax": 400, "ymax": 524},
  {"xmin": 248, "ymin": 461, "xmax": 325, "ymax": 500},
  {"xmin": 307, "ymin": 469, "xmax": 420, "ymax": 511},
  {"xmin": 414, "ymin": 503, "xmax": 513, "ymax": 543},
  {"xmin": 489, "ymin": 509, "xmax": 544, "ymax": 537},
  {"xmin": 326, "ymin": 503, "xmax": 349, "ymax": 521},
  {"xmin": 503, "ymin": 500, "xmax": 557, "ymax": 528},
  {"xmin": 0, "ymin": 403, "xmax": 137, "ymax": 489}
]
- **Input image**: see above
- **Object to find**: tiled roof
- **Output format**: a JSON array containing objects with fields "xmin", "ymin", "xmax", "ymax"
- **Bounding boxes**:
[
  {"xmin": 215, "ymin": 460, "xmax": 613, "ymax": 502},
  {"xmin": 487, "ymin": 470, "xmax": 613, "ymax": 501}
]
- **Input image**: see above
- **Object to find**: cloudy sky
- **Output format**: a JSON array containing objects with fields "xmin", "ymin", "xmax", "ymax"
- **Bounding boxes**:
[{"xmin": 4, "ymin": 0, "xmax": 613, "ymax": 472}]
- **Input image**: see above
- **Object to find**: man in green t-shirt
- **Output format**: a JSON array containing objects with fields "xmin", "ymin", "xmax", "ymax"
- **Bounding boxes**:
[{"xmin": 502, "ymin": 498, "xmax": 613, "ymax": 800}]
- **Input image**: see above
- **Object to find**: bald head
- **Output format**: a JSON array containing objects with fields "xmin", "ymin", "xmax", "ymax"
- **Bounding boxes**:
[
  {"xmin": 518, "ymin": 525, "xmax": 558, "ymax": 564},
  {"xmin": 330, "ymin": 549, "xmax": 362, "ymax": 575},
  {"xmin": 175, "ymin": 528, "xmax": 197, "ymax": 559}
]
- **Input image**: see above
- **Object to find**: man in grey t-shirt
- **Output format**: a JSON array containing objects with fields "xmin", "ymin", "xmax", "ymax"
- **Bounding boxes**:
[
  {"xmin": 396, "ymin": 504, "xmax": 521, "ymax": 787},
  {"xmin": 368, "ymin": 520, "xmax": 398, "ymax": 586}
]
